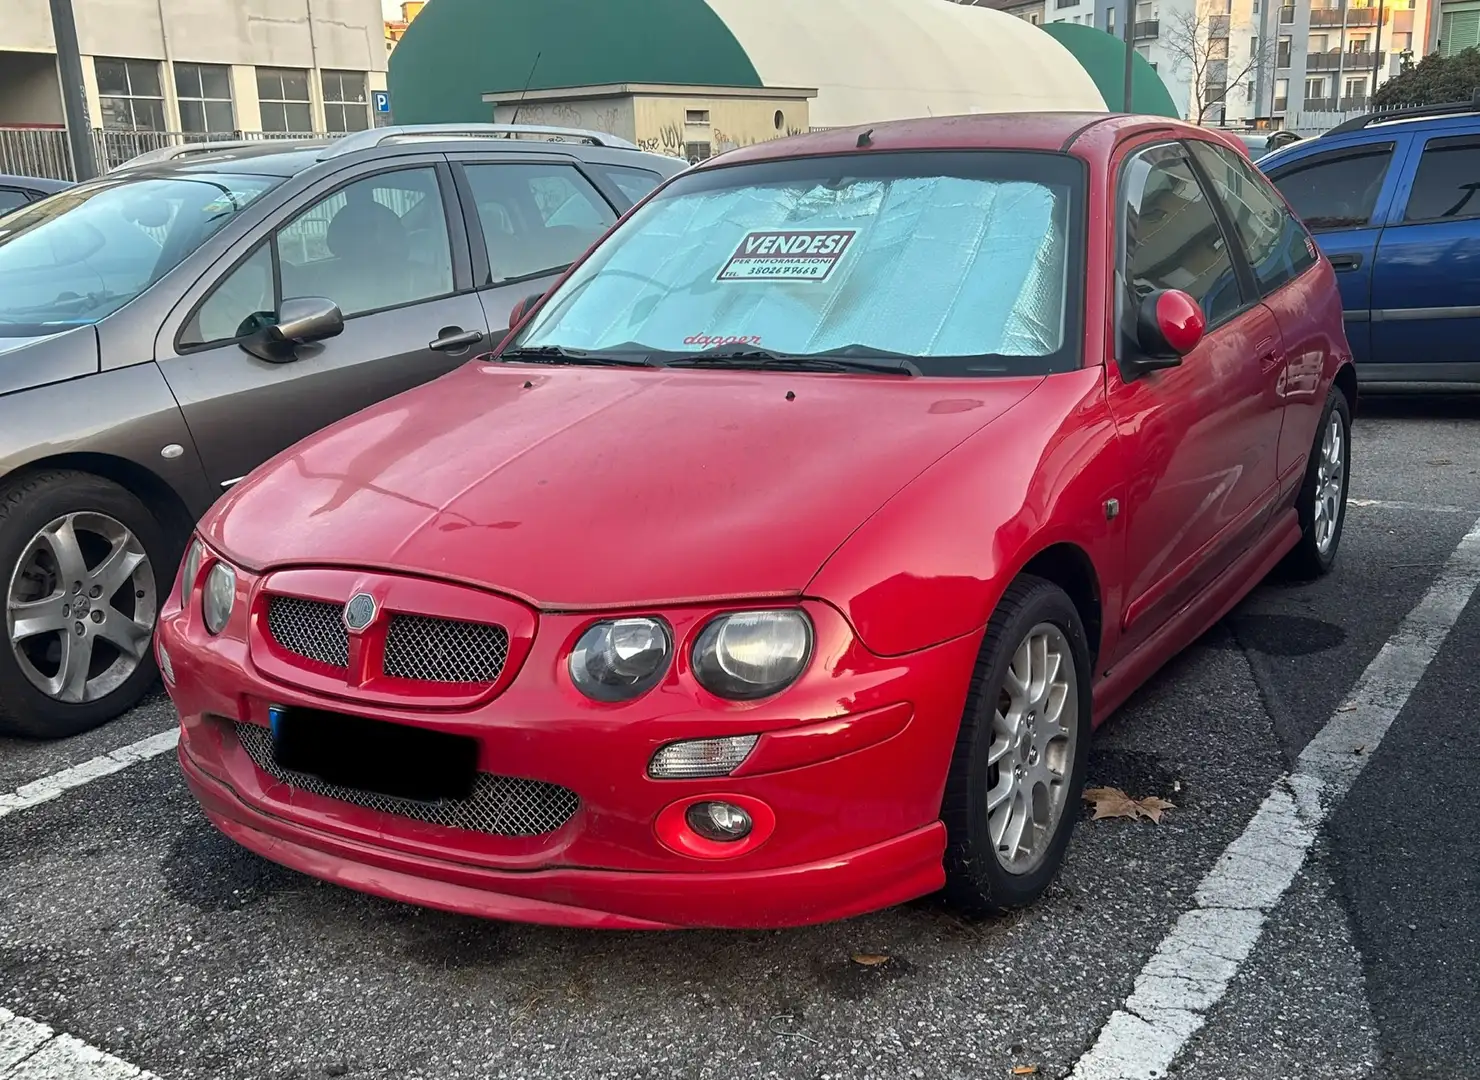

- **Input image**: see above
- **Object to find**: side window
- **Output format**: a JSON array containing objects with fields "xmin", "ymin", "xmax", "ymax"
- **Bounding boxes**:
[
  {"xmin": 1189, "ymin": 141, "xmax": 1317, "ymax": 295},
  {"xmin": 0, "ymin": 189, "xmax": 29, "ymax": 216},
  {"xmin": 463, "ymin": 163, "xmax": 618, "ymax": 284},
  {"xmin": 181, "ymin": 243, "xmax": 277, "ymax": 347},
  {"xmin": 1402, "ymin": 136, "xmax": 1480, "ymax": 223},
  {"xmin": 595, "ymin": 164, "xmax": 664, "ymax": 205},
  {"xmin": 1266, "ymin": 144, "xmax": 1394, "ymax": 232},
  {"xmin": 1123, "ymin": 145, "xmax": 1243, "ymax": 328},
  {"xmin": 276, "ymin": 166, "xmax": 454, "ymax": 317}
]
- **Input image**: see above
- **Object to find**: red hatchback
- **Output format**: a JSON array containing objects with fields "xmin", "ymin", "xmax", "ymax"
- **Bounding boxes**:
[{"xmin": 158, "ymin": 114, "xmax": 1354, "ymax": 929}]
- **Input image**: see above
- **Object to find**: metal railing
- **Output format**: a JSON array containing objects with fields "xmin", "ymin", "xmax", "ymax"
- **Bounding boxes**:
[
  {"xmin": 0, "ymin": 127, "xmax": 332, "ymax": 181},
  {"xmin": 1310, "ymin": 7, "xmax": 1381, "ymax": 25},
  {"xmin": 1134, "ymin": 19, "xmax": 1159, "ymax": 38},
  {"xmin": 1307, "ymin": 50, "xmax": 1385, "ymax": 70}
]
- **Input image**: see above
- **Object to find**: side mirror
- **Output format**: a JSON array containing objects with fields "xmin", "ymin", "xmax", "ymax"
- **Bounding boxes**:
[
  {"xmin": 508, "ymin": 291, "xmax": 546, "ymax": 330},
  {"xmin": 1124, "ymin": 288, "xmax": 1205, "ymax": 378},
  {"xmin": 241, "ymin": 297, "xmax": 344, "ymax": 363}
]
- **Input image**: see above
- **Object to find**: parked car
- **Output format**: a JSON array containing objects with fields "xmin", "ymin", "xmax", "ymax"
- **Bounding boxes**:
[
  {"xmin": 1259, "ymin": 100, "xmax": 1480, "ymax": 383},
  {"xmin": 0, "ymin": 124, "xmax": 684, "ymax": 739},
  {"xmin": 158, "ymin": 113, "xmax": 1356, "ymax": 929},
  {"xmin": 0, "ymin": 173, "xmax": 73, "ymax": 217},
  {"xmin": 1223, "ymin": 130, "xmax": 1302, "ymax": 161}
]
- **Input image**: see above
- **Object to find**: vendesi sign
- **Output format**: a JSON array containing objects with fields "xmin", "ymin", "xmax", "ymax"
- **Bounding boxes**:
[{"xmin": 716, "ymin": 229, "xmax": 857, "ymax": 282}]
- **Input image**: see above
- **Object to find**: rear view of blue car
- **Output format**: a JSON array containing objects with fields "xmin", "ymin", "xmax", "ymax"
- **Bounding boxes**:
[{"xmin": 1260, "ymin": 99, "xmax": 1480, "ymax": 385}]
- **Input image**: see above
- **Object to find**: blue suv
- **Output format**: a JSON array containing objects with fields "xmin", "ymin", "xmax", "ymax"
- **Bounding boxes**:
[{"xmin": 1259, "ymin": 100, "xmax": 1480, "ymax": 384}]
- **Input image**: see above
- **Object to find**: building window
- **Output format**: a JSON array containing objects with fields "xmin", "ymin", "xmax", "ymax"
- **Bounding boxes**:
[
  {"xmin": 1274, "ymin": 77, "xmax": 1290, "ymax": 111},
  {"xmin": 257, "ymin": 68, "xmax": 313, "ymax": 133},
  {"xmin": 1306, "ymin": 76, "xmax": 1327, "ymax": 99},
  {"xmin": 175, "ymin": 63, "xmax": 235, "ymax": 136},
  {"xmin": 684, "ymin": 141, "xmax": 711, "ymax": 162},
  {"xmin": 1107, "ymin": 7, "xmax": 1116, "ymax": 32},
  {"xmin": 95, "ymin": 58, "xmax": 165, "ymax": 131},
  {"xmin": 321, "ymin": 70, "xmax": 369, "ymax": 132},
  {"xmin": 685, "ymin": 109, "xmax": 710, "ymax": 124}
]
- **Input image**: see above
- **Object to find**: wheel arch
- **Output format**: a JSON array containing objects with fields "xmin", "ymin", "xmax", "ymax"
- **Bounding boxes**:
[
  {"xmin": 1333, "ymin": 361, "xmax": 1358, "ymax": 418},
  {"xmin": 1015, "ymin": 541, "xmax": 1104, "ymax": 668}
]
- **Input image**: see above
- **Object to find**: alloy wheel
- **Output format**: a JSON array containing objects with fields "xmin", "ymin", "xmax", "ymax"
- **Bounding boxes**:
[
  {"xmin": 1314, "ymin": 409, "xmax": 1345, "ymax": 555},
  {"xmin": 5, "ymin": 512, "xmax": 156, "ymax": 704},
  {"xmin": 986, "ymin": 622, "xmax": 1078, "ymax": 875}
]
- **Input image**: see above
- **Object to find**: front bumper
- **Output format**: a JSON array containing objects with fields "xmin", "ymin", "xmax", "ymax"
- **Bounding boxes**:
[{"xmin": 159, "ymin": 566, "xmax": 980, "ymax": 929}]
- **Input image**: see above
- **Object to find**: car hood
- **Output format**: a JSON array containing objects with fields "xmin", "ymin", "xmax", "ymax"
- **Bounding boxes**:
[{"xmin": 205, "ymin": 362, "xmax": 1042, "ymax": 609}]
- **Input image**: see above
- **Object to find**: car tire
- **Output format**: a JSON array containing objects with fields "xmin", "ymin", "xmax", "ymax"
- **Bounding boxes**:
[
  {"xmin": 941, "ymin": 574, "xmax": 1093, "ymax": 916},
  {"xmin": 0, "ymin": 470, "xmax": 169, "ymax": 740},
  {"xmin": 1283, "ymin": 387, "xmax": 1351, "ymax": 580}
]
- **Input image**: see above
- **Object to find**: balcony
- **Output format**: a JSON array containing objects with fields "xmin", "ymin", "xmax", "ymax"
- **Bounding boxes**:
[
  {"xmin": 1134, "ymin": 19, "xmax": 1159, "ymax": 37},
  {"xmin": 1309, "ymin": 6, "xmax": 1380, "ymax": 25},
  {"xmin": 1273, "ymin": 96, "xmax": 1289, "ymax": 112},
  {"xmin": 1306, "ymin": 50, "xmax": 1384, "ymax": 70},
  {"xmin": 1303, "ymin": 96, "xmax": 1338, "ymax": 110}
]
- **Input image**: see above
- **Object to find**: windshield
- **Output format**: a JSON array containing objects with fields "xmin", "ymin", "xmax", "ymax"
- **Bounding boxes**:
[
  {"xmin": 0, "ymin": 171, "xmax": 282, "ymax": 336},
  {"xmin": 512, "ymin": 151, "xmax": 1086, "ymax": 376}
]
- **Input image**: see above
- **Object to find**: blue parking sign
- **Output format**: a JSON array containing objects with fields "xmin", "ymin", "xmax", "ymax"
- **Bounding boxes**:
[{"xmin": 372, "ymin": 91, "xmax": 391, "ymax": 114}]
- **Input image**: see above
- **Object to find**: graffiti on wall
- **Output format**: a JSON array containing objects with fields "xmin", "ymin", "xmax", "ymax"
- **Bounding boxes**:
[{"xmin": 506, "ymin": 101, "xmax": 627, "ymax": 139}]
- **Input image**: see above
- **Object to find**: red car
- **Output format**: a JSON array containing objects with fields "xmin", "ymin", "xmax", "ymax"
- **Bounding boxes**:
[{"xmin": 158, "ymin": 114, "xmax": 1354, "ymax": 929}]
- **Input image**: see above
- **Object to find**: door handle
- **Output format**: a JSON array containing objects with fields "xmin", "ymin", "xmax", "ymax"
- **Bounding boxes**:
[
  {"xmin": 429, "ymin": 327, "xmax": 484, "ymax": 352},
  {"xmin": 1253, "ymin": 337, "xmax": 1283, "ymax": 371},
  {"xmin": 1328, "ymin": 253, "xmax": 1363, "ymax": 271}
]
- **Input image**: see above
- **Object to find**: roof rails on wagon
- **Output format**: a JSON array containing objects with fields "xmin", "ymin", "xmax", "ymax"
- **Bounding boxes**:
[
  {"xmin": 319, "ymin": 123, "xmax": 639, "ymax": 159},
  {"xmin": 108, "ymin": 139, "xmax": 285, "ymax": 172},
  {"xmin": 1324, "ymin": 89, "xmax": 1480, "ymax": 137}
]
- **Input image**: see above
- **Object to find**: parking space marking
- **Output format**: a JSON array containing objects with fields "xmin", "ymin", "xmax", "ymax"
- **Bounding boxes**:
[
  {"xmin": 0, "ymin": 1007, "xmax": 158, "ymax": 1079},
  {"xmin": 0, "ymin": 729, "xmax": 178, "ymax": 821},
  {"xmin": 1071, "ymin": 514, "xmax": 1480, "ymax": 1080},
  {"xmin": 1348, "ymin": 498, "xmax": 1474, "ymax": 514}
]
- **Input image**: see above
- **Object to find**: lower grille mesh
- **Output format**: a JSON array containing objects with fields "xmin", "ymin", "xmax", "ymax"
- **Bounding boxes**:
[{"xmin": 235, "ymin": 723, "xmax": 580, "ymax": 838}]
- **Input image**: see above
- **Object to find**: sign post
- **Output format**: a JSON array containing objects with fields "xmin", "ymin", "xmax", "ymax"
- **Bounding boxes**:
[
  {"xmin": 1123, "ymin": 0, "xmax": 1137, "ymax": 113},
  {"xmin": 372, "ymin": 91, "xmax": 392, "ymax": 124}
]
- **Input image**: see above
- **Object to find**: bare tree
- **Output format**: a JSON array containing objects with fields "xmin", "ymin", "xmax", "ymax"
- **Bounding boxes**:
[{"xmin": 1162, "ymin": 6, "xmax": 1273, "ymax": 124}]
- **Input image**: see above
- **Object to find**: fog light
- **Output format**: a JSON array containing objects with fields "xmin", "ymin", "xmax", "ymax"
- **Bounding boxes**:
[
  {"xmin": 685, "ymin": 800, "xmax": 753, "ymax": 842},
  {"xmin": 648, "ymin": 735, "xmax": 758, "ymax": 779}
]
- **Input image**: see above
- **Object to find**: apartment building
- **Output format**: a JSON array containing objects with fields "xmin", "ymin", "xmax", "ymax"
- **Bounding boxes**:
[{"xmin": 1, "ymin": 0, "xmax": 386, "ymax": 138}]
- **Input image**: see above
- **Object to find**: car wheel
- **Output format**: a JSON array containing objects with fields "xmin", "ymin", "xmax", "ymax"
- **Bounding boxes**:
[
  {"xmin": 941, "ymin": 574, "xmax": 1092, "ymax": 915},
  {"xmin": 0, "ymin": 470, "xmax": 168, "ymax": 739},
  {"xmin": 1283, "ymin": 387, "xmax": 1351, "ymax": 579}
]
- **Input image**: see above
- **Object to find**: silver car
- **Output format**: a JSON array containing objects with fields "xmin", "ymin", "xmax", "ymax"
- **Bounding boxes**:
[{"xmin": 0, "ymin": 125, "xmax": 683, "ymax": 739}]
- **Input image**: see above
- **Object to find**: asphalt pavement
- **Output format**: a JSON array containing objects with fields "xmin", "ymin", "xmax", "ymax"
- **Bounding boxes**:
[{"xmin": 1, "ymin": 391, "xmax": 1478, "ymax": 1080}]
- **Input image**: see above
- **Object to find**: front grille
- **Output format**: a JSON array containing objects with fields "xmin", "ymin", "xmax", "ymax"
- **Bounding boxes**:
[
  {"xmin": 236, "ymin": 723, "xmax": 580, "ymax": 837},
  {"xmin": 267, "ymin": 596, "xmax": 348, "ymax": 669},
  {"xmin": 383, "ymin": 614, "xmax": 509, "ymax": 684}
]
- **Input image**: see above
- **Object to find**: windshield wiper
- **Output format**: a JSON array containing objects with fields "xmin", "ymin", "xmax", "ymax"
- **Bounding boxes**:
[
  {"xmin": 667, "ymin": 347, "xmax": 920, "ymax": 376},
  {"xmin": 496, "ymin": 345, "xmax": 665, "ymax": 368}
]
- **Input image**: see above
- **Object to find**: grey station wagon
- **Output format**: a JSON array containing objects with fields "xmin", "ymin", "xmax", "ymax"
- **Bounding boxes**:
[{"xmin": 0, "ymin": 124, "xmax": 684, "ymax": 739}]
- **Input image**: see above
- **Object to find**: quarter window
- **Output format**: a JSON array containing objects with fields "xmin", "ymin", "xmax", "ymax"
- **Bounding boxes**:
[
  {"xmin": 463, "ymin": 163, "xmax": 617, "ymax": 284},
  {"xmin": 1189, "ymin": 141, "xmax": 1317, "ymax": 295},
  {"xmin": 1122, "ymin": 145, "xmax": 1243, "ymax": 328},
  {"xmin": 0, "ymin": 189, "xmax": 28, "ymax": 215},
  {"xmin": 1402, "ymin": 136, "xmax": 1480, "ymax": 222},
  {"xmin": 594, "ymin": 164, "xmax": 664, "ymax": 205},
  {"xmin": 256, "ymin": 68, "xmax": 313, "ymax": 133},
  {"xmin": 1266, "ymin": 144, "xmax": 1394, "ymax": 231},
  {"xmin": 182, "ymin": 244, "xmax": 276, "ymax": 347}
]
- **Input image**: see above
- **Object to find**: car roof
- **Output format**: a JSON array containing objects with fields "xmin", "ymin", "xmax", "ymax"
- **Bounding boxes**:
[
  {"xmin": 0, "ymin": 173, "xmax": 73, "ymax": 192},
  {"xmin": 104, "ymin": 124, "xmax": 684, "ymax": 181},
  {"xmin": 1267, "ymin": 99, "xmax": 1480, "ymax": 165},
  {"xmin": 697, "ymin": 112, "xmax": 1235, "ymax": 169}
]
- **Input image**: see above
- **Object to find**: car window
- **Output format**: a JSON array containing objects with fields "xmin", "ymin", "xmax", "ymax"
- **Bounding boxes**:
[
  {"xmin": 0, "ymin": 172, "xmax": 282, "ymax": 337},
  {"xmin": 277, "ymin": 166, "xmax": 454, "ymax": 318},
  {"xmin": 1122, "ymin": 144, "xmax": 1243, "ymax": 328},
  {"xmin": 463, "ymin": 163, "xmax": 617, "ymax": 284},
  {"xmin": 1189, "ymin": 141, "xmax": 1318, "ymax": 295},
  {"xmin": 181, "ymin": 243, "xmax": 276, "ymax": 347},
  {"xmin": 0, "ymin": 188, "xmax": 28, "ymax": 216},
  {"xmin": 1265, "ymin": 144, "xmax": 1394, "ymax": 232},
  {"xmin": 513, "ymin": 150, "xmax": 1087, "ymax": 377},
  {"xmin": 1402, "ymin": 136, "xmax": 1480, "ymax": 223},
  {"xmin": 594, "ymin": 164, "xmax": 665, "ymax": 205}
]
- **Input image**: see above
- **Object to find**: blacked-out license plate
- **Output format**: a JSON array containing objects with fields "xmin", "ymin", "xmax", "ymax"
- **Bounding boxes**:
[{"xmin": 268, "ymin": 704, "xmax": 478, "ymax": 803}]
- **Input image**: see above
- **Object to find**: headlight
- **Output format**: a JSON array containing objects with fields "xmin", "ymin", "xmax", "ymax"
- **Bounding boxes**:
[
  {"xmin": 202, "ymin": 561, "xmax": 237, "ymax": 635},
  {"xmin": 692, "ymin": 610, "xmax": 813, "ymax": 700},
  {"xmin": 180, "ymin": 539, "xmax": 203, "ymax": 599},
  {"xmin": 569, "ymin": 617, "xmax": 671, "ymax": 701}
]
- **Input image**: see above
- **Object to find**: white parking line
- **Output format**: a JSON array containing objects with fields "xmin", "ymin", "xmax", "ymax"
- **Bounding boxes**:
[
  {"xmin": 1071, "ymin": 513, "xmax": 1480, "ymax": 1080},
  {"xmin": 0, "ymin": 729, "xmax": 178, "ymax": 821},
  {"xmin": 0, "ymin": 1007, "xmax": 159, "ymax": 1079},
  {"xmin": 1348, "ymin": 497, "xmax": 1474, "ymax": 514}
]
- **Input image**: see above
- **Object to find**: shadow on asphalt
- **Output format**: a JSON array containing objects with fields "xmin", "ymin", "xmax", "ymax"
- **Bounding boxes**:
[{"xmin": 1356, "ymin": 388, "xmax": 1480, "ymax": 420}]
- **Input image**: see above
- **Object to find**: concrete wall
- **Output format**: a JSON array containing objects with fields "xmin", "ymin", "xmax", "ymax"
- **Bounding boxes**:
[
  {"xmin": 493, "ymin": 98, "xmax": 638, "ymax": 144},
  {"xmin": 631, "ymin": 95, "xmax": 810, "ymax": 156}
]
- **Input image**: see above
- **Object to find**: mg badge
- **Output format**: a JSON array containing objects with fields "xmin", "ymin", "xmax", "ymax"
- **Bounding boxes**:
[{"xmin": 344, "ymin": 592, "xmax": 377, "ymax": 632}]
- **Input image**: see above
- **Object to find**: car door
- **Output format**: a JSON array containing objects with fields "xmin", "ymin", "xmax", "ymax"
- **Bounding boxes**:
[
  {"xmin": 1368, "ymin": 132, "xmax": 1480, "ymax": 379},
  {"xmin": 1263, "ymin": 138, "xmax": 1405, "ymax": 367},
  {"xmin": 448, "ymin": 152, "xmax": 624, "ymax": 337},
  {"xmin": 1189, "ymin": 139, "xmax": 1328, "ymax": 495},
  {"xmin": 155, "ymin": 157, "xmax": 490, "ymax": 489},
  {"xmin": 1104, "ymin": 140, "xmax": 1284, "ymax": 657}
]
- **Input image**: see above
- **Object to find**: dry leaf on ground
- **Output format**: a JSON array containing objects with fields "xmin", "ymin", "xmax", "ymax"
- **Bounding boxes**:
[
  {"xmin": 1083, "ymin": 786, "xmax": 1177, "ymax": 824},
  {"xmin": 850, "ymin": 952, "xmax": 891, "ymax": 966},
  {"xmin": 1012, "ymin": 1066, "xmax": 1040, "ymax": 1076}
]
